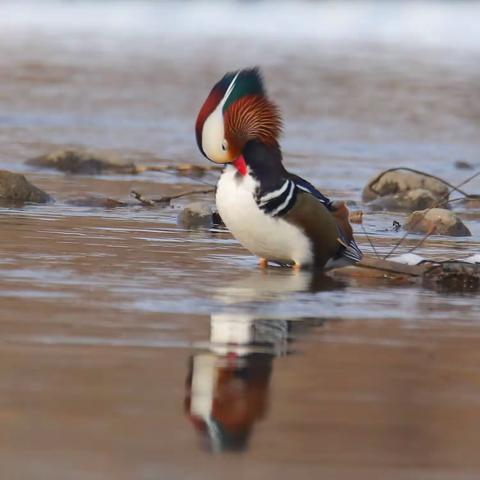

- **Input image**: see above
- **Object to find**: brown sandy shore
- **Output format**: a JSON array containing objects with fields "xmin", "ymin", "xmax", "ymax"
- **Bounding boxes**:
[{"xmin": 0, "ymin": 3, "xmax": 480, "ymax": 479}]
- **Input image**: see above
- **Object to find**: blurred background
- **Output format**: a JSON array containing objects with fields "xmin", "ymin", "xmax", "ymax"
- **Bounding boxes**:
[{"xmin": 1, "ymin": 0, "xmax": 479, "ymax": 186}]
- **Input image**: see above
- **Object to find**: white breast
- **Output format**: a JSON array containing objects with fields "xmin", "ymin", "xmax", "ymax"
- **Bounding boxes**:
[{"xmin": 216, "ymin": 166, "xmax": 313, "ymax": 266}]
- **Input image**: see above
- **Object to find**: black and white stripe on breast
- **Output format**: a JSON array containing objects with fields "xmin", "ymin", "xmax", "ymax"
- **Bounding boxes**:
[{"xmin": 255, "ymin": 179, "xmax": 297, "ymax": 217}]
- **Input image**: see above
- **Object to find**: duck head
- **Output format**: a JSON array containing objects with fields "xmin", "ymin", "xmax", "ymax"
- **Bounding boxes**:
[{"xmin": 195, "ymin": 67, "xmax": 282, "ymax": 171}]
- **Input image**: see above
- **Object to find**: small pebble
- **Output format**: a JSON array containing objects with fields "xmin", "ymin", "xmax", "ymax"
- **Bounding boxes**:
[{"xmin": 177, "ymin": 202, "xmax": 214, "ymax": 228}]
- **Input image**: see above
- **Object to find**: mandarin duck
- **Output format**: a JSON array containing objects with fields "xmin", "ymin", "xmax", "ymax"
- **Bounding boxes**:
[{"xmin": 195, "ymin": 67, "xmax": 362, "ymax": 269}]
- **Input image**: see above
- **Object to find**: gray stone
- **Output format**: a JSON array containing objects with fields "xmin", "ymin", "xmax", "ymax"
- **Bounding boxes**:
[
  {"xmin": 27, "ymin": 148, "xmax": 136, "ymax": 175},
  {"xmin": 177, "ymin": 202, "xmax": 214, "ymax": 228},
  {"xmin": 363, "ymin": 169, "xmax": 449, "ymax": 202},
  {"xmin": 368, "ymin": 188, "xmax": 441, "ymax": 212},
  {"xmin": 405, "ymin": 208, "xmax": 471, "ymax": 237},
  {"xmin": 212, "ymin": 210, "xmax": 224, "ymax": 226},
  {"xmin": 0, "ymin": 170, "xmax": 52, "ymax": 203},
  {"xmin": 454, "ymin": 160, "xmax": 474, "ymax": 170}
]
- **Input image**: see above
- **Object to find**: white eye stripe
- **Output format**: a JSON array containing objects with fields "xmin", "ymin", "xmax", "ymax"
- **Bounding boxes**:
[{"xmin": 220, "ymin": 72, "xmax": 240, "ymax": 108}]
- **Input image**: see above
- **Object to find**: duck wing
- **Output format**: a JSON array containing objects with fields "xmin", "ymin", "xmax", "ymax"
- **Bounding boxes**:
[
  {"xmin": 287, "ymin": 173, "xmax": 363, "ymax": 264},
  {"xmin": 287, "ymin": 172, "xmax": 333, "ymax": 209}
]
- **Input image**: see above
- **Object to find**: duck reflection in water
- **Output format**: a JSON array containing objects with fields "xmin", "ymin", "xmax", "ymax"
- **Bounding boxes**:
[
  {"xmin": 184, "ymin": 313, "xmax": 324, "ymax": 453},
  {"xmin": 185, "ymin": 270, "xmax": 345, "ymax": 452},
  {"xmin": 214, "ymin": 267, "xmax": 345, "ymax": 305}
]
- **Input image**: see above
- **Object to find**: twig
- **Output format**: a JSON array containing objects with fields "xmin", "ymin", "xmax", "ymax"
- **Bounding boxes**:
[
  {"xmin": 130, "ymin": 188, "xmax": 215, "ymax": 206},
  {"xmin": 361, "ymin": 224, "xmax": 380, "ymax": 259},
  {"xmin": 384, "ymin": 169, "xmax": 480, "ymax": 259},
  {"xmin": 445, "ymin": 194, "xmax": 480, "ymax": 206},
  {"xmin": 130, "ymin": 190, "xmax": 156, "ymax": 206},
  {"xmin": 406, "ymin": 225, "xmax": 436, "ymax": 255},
  {"xmin": 158, "ymin": 188, "xmax": 215, "ymax": 202}
]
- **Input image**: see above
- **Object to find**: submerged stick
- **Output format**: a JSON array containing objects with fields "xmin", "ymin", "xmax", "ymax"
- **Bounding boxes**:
[
  {"xmin": 130, "ymin": 190, "xmax": 156, "ymax": 206},
  {"xmin": 159, "ymin": 188, "xmax": 215, "ymax": 202},
  {"xmin": 360, "ymin": 223, "xmax": 381, "ymax": 259}
]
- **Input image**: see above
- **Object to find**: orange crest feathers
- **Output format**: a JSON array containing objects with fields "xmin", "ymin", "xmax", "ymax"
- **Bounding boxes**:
[{"xmin": 224, "ymin": 95, "xmax": 282, "ymax": 151}]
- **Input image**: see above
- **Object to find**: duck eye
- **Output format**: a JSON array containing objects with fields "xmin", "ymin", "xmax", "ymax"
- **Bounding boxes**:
[{"xmin": 221, "ymin": 139, "xmax": 228, "ymax": 151}]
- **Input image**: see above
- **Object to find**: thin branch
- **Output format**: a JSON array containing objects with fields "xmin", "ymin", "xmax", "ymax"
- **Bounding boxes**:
[
  {"xmin": 444, "ymin": 194, "xmax": 480, "ymax": 206},
  {"xmin": 158, "ymin": 188, "xmax": 215, "ymax": 202},
  {"xmin": 361, "ymin": 224, "xmax": 381, "ymax": 259},
  {"xmin": 406, "ymin": 225, "xmax": 436, "ymax": 255},
  {"xmin": 130, "ymin": 187, "xmax": 215, "ymax": 206},
  {"xmin": 130, "ymin": 190, "xmax": 156, "ymax": 206}
]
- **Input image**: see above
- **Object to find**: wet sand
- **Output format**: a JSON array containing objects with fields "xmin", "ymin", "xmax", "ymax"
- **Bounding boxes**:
[{"xmin": 1, "ymin": 2, "xmax": 480, "ymax": 479}]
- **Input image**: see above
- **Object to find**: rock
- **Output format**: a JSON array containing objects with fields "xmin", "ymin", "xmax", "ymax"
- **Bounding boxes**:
[
  {"xmin": 66, "ymin": 196, "xmax": 127, "ymax": 208},
  {"xmin": 27, "ymin": 148, "xmax": 137, "ymax": 175},
  {"xmin": 177, "ymin": 202, "xmax": 214, "ymax": 228},
  {"xmin": 363, "ymin": 169, "xmax": 449, "ymax": 202},
  {"xmin": 425, "ymin": 261, "xmax": 480, "ymax": 292},
  {"xmin": 333, "ymin": 256, "xmax": 480, "ymax": 293},
  {"xmin": 454, "ymin": 160, "xmax": 474, "ymax": 170},
  {"xmin": 0, "ymin": 170, "xmax": 52, "ymax": 203},
  {"xmin": 368, "ymin": 188, "xmax": 442, "ymax": 212},
  {"xmin": 405, "ymin": 208, "xmax": 471, "ymax": 237},
  {"xmin": 349, "ymin": 210, "xmax": 363, "ymax": 224},
  {"xmin": 212, "ymin": 210, "xmax": 225, "ymax": 226}
]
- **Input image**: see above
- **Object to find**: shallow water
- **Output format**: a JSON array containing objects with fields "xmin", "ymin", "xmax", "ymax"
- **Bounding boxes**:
[{"xmin": 1, "ymin": 1, "xmax": 480, "ymax": 479}]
